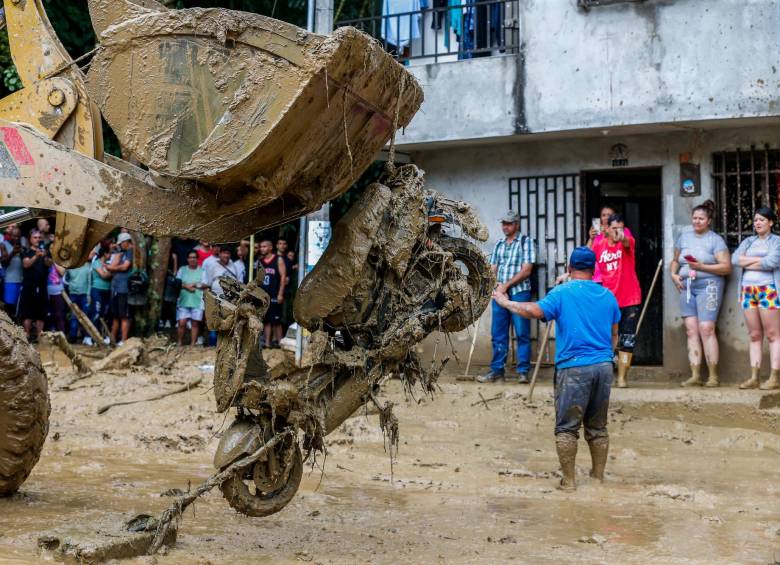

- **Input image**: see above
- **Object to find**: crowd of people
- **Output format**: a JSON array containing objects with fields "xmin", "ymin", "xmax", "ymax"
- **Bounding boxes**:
[
  {"xmin": 0, "ymin": 220, "xmax": 298, "ymax": 349},
  {"xmin": 0, "ymin": 220, "xmax": 140, "ymax": 346},
  {"xmin": 482, "ymin": 200, "xmax": 780, "ymax": 392},
  {"xmin": 171, "ymin": 238, "xmax": 297, "ymax": 347}
]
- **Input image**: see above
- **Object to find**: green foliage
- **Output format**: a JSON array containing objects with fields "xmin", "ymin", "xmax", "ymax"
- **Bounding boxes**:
[{"xmin": 0, "ymin": 30, "xmax": 20, "ymax": 96}]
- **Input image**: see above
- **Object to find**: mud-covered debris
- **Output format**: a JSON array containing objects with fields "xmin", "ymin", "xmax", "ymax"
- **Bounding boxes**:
[
  {"xmin": 649, "ymin": 485, "xmax": 694, "ymax": 501},
  {"xmin": 578, "ymin": 534, "xmax": 607, "ymax": 545},
  {"xmin": 93, "ymin": 338, "xmax": 146, "ymax": 371},
  {"xmin": 36, "ymin": 513, "xmax": 176, "ymax": 563},
  {"xmin": 263, "ymin": 348, "xmax": 296, "ymax": 378},
  {"xmin": 160, "ymin": 488, "xmax": 186, "ymax": 498}
]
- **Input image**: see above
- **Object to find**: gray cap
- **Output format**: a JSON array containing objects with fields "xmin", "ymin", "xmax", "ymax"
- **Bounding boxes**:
[{"xmin": 500, "ymin": 210, "xmax": 520, "ymax": 223}]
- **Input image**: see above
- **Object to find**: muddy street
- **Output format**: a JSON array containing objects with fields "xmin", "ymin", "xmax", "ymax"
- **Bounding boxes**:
[{"xmin": 0, "ymin": 344, "xmax": 779, "ymax": 564}]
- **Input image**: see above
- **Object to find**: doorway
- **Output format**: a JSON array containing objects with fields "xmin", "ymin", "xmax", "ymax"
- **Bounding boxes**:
[{"xmin": 582, "ymin": 168, "xmax": 663, "ymax": 365}]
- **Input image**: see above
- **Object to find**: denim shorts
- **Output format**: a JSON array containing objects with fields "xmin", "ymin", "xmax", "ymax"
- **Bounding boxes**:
[
  {"xmin": 680, "ymin": 277, "xmax": 724, "ymax": 323},
  {"xmin": 554, "ymin": 362, "xmax": 612, "ymax": 441}
]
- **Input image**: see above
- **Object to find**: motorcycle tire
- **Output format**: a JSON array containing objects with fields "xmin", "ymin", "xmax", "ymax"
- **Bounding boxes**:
[
  {"xmin": 439, "ymin": 237, "xmax": 494, "ymax": 333},
  {"xmin": 0, "ymin": 311, "xmax": 50, "ymax": 496},
  {"xmin": 220, "ymin": 442, "xmax": 303, "ymax": 517}
]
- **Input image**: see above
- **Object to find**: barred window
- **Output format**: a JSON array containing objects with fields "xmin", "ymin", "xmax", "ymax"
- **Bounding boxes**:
[{"xmin": 713, "ymin": 146, "xmax": 780, "ymax": 249}]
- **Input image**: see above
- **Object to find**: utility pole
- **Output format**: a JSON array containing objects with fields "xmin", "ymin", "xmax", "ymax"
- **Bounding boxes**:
[{"xmin": 296, "ymin": 0, "xmax": 335, "ymax": 366}]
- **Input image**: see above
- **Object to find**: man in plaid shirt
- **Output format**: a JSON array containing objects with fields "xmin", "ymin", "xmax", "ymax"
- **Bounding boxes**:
[{"xmin": 478, "ymin": 210, "xmax": 536, "ymax": 383}]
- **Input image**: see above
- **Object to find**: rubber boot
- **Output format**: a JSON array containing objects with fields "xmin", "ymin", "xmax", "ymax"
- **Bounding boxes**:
[
  {"xmin": 588, "ymin": 436, "xmax": 609, "ymax": 481},
  {"xmin": 704, "ymin": 363, "xmax": 720, "ymax": 388},
  {"xmin": 615, "ymin": 351, "xmax": 631, "ymax": 388},
  {"xmin": 681, "ymin": 364, "xmax": 704, "ymax": 387},
  {"xmin": 555, "ymin": 434, "xmax": 578, "ymax": 491},
  {"xmin": 739, "ymin": 366, "xmax": 761, "ymax": 389},
  {"xmin": 760, "ymin": 368, "xmax": 780, "ymax": 390}
]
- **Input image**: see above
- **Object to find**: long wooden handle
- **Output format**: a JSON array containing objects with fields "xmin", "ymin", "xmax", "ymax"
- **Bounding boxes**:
[
  {"xmin": 464, "ymin": 315, "xmax": 481, "ymax": 378},
  {"xmin": 527, "ymin": 321, "xmax": 553, "ymax": 402},
  {"xmin": 636, "ymin": 259, "xmax": 664, "ymax": 336}
]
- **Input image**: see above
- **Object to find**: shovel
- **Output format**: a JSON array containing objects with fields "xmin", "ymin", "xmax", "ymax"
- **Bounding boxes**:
[{"xmin": 616, "ymin": 258, "xmax": 664, "ymax": 387}]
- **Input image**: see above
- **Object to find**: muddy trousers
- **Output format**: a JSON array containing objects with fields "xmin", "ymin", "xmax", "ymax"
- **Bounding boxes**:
[
  {"xmin": 554, "ymin": 362, "xmax": 612, "ymax": 440},
  {"xmin": 490, "ymin": 291, "xmax": 531, "ymax": 373}
]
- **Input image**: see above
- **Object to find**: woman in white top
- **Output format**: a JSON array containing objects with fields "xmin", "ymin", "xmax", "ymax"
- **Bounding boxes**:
[{"xmin": 731, "ymin": 207, "xmax": 780, "ymax": 389}]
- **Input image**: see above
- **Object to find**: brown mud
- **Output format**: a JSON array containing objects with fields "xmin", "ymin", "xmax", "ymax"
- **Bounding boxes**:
[
  {"xmin": 0, "ymin": 311, "xmax": 50, "ymax": 496},
  {"xmin": 1, "ymin": 345, "xmax": 779, "ymax": 563}
]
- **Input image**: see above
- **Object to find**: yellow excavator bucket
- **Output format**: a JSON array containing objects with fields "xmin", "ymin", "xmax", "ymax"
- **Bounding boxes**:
[{"xmin": 86, "ymin": 6, "xmax": 423, "ymax": 210}]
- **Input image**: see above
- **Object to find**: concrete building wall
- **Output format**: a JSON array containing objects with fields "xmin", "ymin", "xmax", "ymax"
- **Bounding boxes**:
[
  {"xmin": 412, "ymin": 124, "xmax": 780, "ymax": 382},
  {"xmin": 397, "ymin": 0, "xmax": 780, "ymax": 146}
]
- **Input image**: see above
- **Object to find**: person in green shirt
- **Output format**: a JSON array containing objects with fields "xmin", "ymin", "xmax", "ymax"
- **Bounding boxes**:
[
  {"xmin": 65, "ymin": 262, "xmax": 91, "ymax": 342},
  {"xmin": 176, "ymin": 250, "xmax": 205, "ymax": 346}
]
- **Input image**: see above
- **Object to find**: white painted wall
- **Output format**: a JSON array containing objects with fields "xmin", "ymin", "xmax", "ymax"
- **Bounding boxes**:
[
  {"xmin": 396, "ymin": 0, "xmax": 780, "ymax": 145},
  {"xmin": 412, "ymin": 124, "xmax": 780, "ymax": 382}
]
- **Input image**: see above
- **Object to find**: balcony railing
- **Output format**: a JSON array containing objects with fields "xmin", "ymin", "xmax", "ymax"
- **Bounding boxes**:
[{"xmin": 336, "ymin": 0, "xmax": 519, "ymax": 64}]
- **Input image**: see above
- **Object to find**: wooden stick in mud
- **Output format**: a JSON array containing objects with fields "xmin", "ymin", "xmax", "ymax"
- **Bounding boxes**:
[
  {"xmin": 61, "ymin": 290, "xmax": 105, "ymax": 347},
  {"xmin": 463, "ymin": 316, "xmax": 481, "ymax": 378},
  {"xmin": 42, "ymin": 331, "xmax": 92, "ymax": 376},
  {"xmin": 527, "ymin": 322, "xmax": 553, "ymax": 402},
  {"xmin": 636, "ymin": 258, "xmax": 664, "ymax": 336},
  {"xmin": 97, "ymin": 374, "xmax": 203, "ymax": 415},
  {"xmin": 99, "ymin": 317, "xmax": 116, "ymax": 346},
  {"xmin": 148, "ymin": 430, "xmax": 292, "ymax": 554}
]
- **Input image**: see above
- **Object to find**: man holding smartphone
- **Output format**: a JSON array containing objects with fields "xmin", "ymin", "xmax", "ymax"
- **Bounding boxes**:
[
  {"xmin": 19, "ymin": 229, "xmax": 52, "ymax": 340},
  {"xmin": 591, "ymin": 214, "xmax": 642, "ymax": 387}
]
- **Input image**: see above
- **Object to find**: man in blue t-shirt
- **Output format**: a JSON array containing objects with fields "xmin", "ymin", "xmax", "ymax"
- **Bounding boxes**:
[{"xmin": 492, "ymin": 247, "xmax": 620, "ymax": 491}]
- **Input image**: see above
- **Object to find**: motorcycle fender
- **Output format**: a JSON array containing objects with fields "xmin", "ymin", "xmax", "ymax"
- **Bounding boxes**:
[{"xmin": 213, "ymin": 420, "xmax": 264, "ymax": 470}]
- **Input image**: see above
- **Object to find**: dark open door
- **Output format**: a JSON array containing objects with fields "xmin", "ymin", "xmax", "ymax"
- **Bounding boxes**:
[{"xmin": 582, "ymin": 167, "xmax": 663, "ymax": 365}]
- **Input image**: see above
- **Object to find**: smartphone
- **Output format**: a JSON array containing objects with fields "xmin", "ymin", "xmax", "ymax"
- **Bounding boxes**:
[{"xmin": 684, "ymin": 254, "xmax": 697, "ymax": 263}]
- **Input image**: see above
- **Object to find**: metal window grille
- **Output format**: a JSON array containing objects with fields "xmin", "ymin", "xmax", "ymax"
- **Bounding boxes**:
[
  {"xmin": 712, "ymin": 146, "xmax": 780, "ymax": 248},
  {"xmin": 336, "ymin": 0, "xmax": 520, "ymax": 64},
  {"xmin": 508, "ymin": 174, "xmax": 581, "ymax": 353},
  {"xmin": 508, "ymin": 174, "xmax": 582, "ymax": 297}
]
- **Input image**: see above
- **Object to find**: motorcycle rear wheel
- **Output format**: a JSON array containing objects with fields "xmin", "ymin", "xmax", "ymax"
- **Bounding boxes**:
[
  {"xmin": 439, "ymin": 237, "xmax": 493, "ymax": 333},
  {"xmin": 0, "ymin": 311, "xmax": 50, "ymax": 495},
  {"xmin": 220, "ymin": 441, "xmax": 303, "ymax": 517}
]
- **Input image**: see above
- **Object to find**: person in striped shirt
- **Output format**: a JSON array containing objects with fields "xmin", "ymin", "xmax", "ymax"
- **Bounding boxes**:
[{"xmin": 478, "ymin": 210, "xmax": 536, "ymax": 384}]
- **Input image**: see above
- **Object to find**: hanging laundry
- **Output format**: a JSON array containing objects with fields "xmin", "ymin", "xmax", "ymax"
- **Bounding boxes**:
[
  {"xmin": 382, "ymin": 0, "xmax": 423, "ymax": 50},
  {"xmin": 446, "ymin": 0, "xmax": 463, "ymax": 50}
]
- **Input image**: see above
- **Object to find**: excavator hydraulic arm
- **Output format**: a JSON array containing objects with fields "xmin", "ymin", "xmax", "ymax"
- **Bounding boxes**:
[{"xmin": 0, "ymin": 0, "xmax": 423, "ymax": 265}]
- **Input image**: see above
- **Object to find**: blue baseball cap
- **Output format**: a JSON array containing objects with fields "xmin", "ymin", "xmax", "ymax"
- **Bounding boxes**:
[{"xmin": 569, "ymin": 246, "xmax": 596, "ymax": 271}]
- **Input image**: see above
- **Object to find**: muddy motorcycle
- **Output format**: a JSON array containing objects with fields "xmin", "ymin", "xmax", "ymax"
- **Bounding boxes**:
[{"xmin": 206, "ymin": 165, "xmax": 493, "ymax": 517}]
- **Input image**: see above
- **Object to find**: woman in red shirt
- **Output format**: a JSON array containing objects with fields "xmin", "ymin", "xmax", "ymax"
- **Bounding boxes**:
[{"xmin": 591, "ymin": 214, "xmax": 642, "ymax": 387}]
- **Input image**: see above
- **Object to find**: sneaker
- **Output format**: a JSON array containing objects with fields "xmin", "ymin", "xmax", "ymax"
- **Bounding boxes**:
[
  {"xmin": 82, "ymin": 336, "xmax": 94, "ymax": 346},
  {"xmin": 476, "ymin": 370, "xmax": 505, "ymax": 383},
  {"xmin": 103, "ymin": 336, "xmax": 110, "ymax": 345},
  {"xmin": 516, "ymin": 372, "xmax": 530, "ymax": 385},
  {"xmin": 195, "ymin": 336, "xmax": 204, "ymax": 346},
  {"xmin": 116, "ymin": 340, "xmax": 124, "ymax": 347},
  {"xmin": 164, "ymin": 320, "xmax": 172, "ymax": 329}
]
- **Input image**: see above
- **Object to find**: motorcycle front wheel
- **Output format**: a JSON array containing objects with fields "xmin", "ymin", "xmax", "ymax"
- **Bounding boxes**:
[
  {"xmin": 220, "ymin": 440, "xmax": 303, "ymax": 517},
  {"xmin": 439, "ymin": 237, "xmax": 494, "ymax": 333}
]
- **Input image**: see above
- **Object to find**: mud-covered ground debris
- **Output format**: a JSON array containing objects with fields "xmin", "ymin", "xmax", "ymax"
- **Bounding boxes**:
[{"xmin": 0, "ymin": 343, "xmax": 778, "ymax": 563}]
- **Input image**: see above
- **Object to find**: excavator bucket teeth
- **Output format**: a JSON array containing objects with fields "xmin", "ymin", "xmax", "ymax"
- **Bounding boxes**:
[{"xmin": 86, "ymin": 8, "xmax": 422, "ymax": 212}]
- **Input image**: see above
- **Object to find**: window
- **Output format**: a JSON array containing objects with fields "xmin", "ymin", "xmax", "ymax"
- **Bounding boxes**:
[
  {"xmin": 712, "ymin": 147, "xmax": 780, "ymax": 248},
  {"xmin": 508, "ymin": 174, "xmax": 581, "ymax": 294}
]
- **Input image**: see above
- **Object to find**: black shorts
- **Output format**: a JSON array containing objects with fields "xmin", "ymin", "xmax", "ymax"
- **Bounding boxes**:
[
  {"xmin": 18, "ymin": 284, "xmax": 47, "ymax": 321},
  {"xmin": 618, "ymin": 305, "xmax": 640, "ymax": 351},
  {"xmin": 110, "ymin": 292, "xmax": 131, "ymax": 320},
  {"xmin": 263, "ymin": 301, "xmax": 282, "ymax": 324}
]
